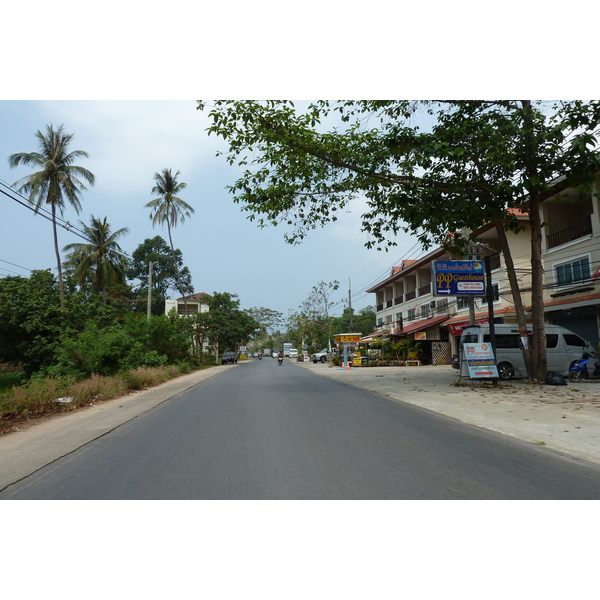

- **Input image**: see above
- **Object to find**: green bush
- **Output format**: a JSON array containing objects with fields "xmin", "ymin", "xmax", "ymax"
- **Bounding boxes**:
[{"xmin": 0, "ymin": 369, "xmax": 26, "ymax": 391}]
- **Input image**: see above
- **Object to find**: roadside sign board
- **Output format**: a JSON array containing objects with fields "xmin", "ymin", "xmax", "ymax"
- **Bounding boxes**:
[
  {"xmin": 432, "ymin": 260, "xmax": 485, "ymax": 296},
  {"xmin": 334, "ymin": 333, "xmax": 361, "ymax": 343},
  {"xmin": 463, "ymin": 343, "xmax": 499, "ymax": 378}
]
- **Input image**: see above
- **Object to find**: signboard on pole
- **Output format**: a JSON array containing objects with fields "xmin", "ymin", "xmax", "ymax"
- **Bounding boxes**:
[
  {"xmin": 463, "ymin": 343, "xmax": 499, "ymax": 379},
  {"xmin": 334, "ymin": 333, "xmax": 361, "ymax": 343},
  {"xmin": 433, "ymin": 261, "xmax": 485, "ymax": 296}
]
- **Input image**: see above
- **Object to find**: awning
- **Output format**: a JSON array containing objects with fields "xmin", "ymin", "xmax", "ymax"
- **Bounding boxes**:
[
  {"xmin": 360, "ymin": 333, "xmax": 384, "ymax": 343},
  {"xmin": 445, "ymin": 317, "xmax": 489, "ymax": 336},
  {"xmin": 393, "ymin": 315, "xmax": 450, "ymax": 336}
]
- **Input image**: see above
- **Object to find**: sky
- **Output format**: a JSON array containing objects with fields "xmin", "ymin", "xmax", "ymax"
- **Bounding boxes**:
[{"xmin": 0, "ymin": 99, "xmax": 425, "ymax": 320}]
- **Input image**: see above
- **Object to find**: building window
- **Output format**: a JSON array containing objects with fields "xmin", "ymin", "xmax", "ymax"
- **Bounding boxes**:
[
  {"xmin": 556, "ymin": 257, "xmax": 591, "ymax": 287},
  {"xmin": 420, "ymin": 304, "xmax": 430, "ymax": 318},
  {"xmin": 395, "ymin": 312, "xmax": 402, "ymax": 321},
  {"xmin": 407, "ymin": 308, "xmax": 416, "ymax": 321}
]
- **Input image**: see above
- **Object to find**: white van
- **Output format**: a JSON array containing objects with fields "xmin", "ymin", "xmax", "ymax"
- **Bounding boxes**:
[{"xmin": 457, "ymin": 324, "xmax": 593, "ymax": 380}]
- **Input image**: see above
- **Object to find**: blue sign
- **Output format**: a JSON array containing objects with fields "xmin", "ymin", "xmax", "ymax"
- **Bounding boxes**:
[{"xmin": 433, "ymin": 260, "xmax": 485, "ymax": 296}]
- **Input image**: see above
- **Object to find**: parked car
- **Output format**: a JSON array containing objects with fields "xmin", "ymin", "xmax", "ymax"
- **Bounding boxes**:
[
  {"xmin": 311, "ymin": 349, "xmax": 330, "ymax": 363},
  {"xmin": 221, "ymin": 351, "xmax": 238, "ymax": 364},
  {"xmin": 289, "ymin": 349, "xmax": 299, "ymax": 359}
]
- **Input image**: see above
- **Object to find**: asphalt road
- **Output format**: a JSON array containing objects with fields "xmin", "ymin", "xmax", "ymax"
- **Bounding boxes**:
[{"xmin": 3, "ymin": 358, "xmax": 600, "ymax": 499}]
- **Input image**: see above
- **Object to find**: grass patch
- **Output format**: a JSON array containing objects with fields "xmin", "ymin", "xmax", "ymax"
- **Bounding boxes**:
[{"xmin": 0, "ymin": 364, "xmax": 197, "ymax": 434}]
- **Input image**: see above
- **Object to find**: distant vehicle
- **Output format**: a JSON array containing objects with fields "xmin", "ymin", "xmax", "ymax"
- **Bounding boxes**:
[
  {"xmin": 311, "ymin": 349, "xmax": 330, "ymax": 363},
  {"xmin": 289, "ymin": 349, "xmax": 299, "ymax": 359},
  {"xmin": 272, "ymin": 351, "xmax": 278, "ymax": 358},
  {"xmin": 221, "ymin": 351, "xmax": 238, "ymax": 365}
]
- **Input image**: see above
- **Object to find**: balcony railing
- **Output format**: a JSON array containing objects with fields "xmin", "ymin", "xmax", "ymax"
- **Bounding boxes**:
[
  {"xmin": 406, "ymin": 290, "xmax": 416, "ymax": 301},
  {"xmin": 394, "ymin": 295, "xmax": 403, "ymax": 305},
  {"xmin": 418, "ymin": 283, "xmax": 431, "ymax": 296},
  {"xmin": 547, "ymin": 216, "xmax": 592, "ymax": 249}
]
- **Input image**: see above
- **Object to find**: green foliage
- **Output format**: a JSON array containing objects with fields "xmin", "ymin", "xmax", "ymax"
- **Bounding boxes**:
[
  {"xmin": 200, "ymin": 292, "xmax": 262, "ymax": 352},
  {"xmin": 0, "ymin": 369, "xmax": 26, "ymax": 391},
  {"xmin": 0, "ymin": 270, "xmax": 63, "ymax": 373},
  {"xmin": 62, "ymin": 215, "xmax": 129, "ymax": 296},
  {"xmin": 390, "ymin": 339, "xmax": 422, "ymax": 362},
  {"xmin": 51, "ymin": 322, "xmax": 141, "ymax": 377},
  {"xmin": 199, "ymin": 100, "xmax": 600, "ymax": 250},
  {"xmin": 145, "ymin": 168, "xmax": 195, "ymax": 307},
  {"xmin": 127, "ymin": 236, "xmax": 193, "ymax": 315}
]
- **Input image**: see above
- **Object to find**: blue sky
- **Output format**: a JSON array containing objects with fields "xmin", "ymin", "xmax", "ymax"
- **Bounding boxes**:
[{"xmin": 0, "ymin": 100, "xmax": 424, "ymax": 319}]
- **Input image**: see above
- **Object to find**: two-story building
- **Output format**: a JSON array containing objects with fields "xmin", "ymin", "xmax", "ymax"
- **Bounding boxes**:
[
  {"xmin": 165, "ymin": 292, "xmax": 210, "ymax": 316},
  {"xmin": 367, "ymin": 176, "xmax": 600, "ymax": 362},
  {"xmin": 539, "ymin": 176, "xmax": 600, "ymax": 349}
]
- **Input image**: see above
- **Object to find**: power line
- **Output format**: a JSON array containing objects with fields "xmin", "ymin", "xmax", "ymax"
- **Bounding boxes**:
[{"xmin": 0, "ymin": 179, "xmax": 133, "ymax": 261}]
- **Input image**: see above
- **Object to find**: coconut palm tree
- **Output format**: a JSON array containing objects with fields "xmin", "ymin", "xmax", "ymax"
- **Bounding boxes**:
[
  {"xmin": 145, "ymin": 168, "xmax": 194, "ymax": 314},
  {"xmin": 63, "ymin": 215, "xmax": 129, "ymax": 301},
  {"xmin": 8, "ymin": 124, "xmax": 95, "ymax": 308}
]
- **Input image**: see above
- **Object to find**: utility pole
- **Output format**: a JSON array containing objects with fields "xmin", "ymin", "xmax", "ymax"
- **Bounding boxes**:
[
  {"xmin": 348, "ymin": 278, "xmax": 354, "ymax": 330},
  {"xmin": 147, "ymin": 261, "xmax": 153, "ymax": 321},
  {"xmin": 464, "ymin": 241, "xmax": 482, "ymax": 326}
]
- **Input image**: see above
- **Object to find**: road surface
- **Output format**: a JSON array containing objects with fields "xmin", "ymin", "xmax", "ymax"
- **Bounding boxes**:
[{"xmin": 3, "ymin": 358, "xmax": 600, "ymax": 499}]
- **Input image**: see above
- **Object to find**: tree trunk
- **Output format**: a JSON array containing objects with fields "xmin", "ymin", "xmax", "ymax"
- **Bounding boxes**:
[
  {"xmin": 52, "ymin": 204, "xmax": 65, "ymax": 309},
  {"xmin": 167, "ymin": 221, "xmax": 189, "ymax": 316},
  {"xmin": 493, "ymin": 218, "xmax": 532, "ymax": 378},
  {"xmin": 528, "ymin": 191, "xmax": 547, "ymax": 381},
  {"xmin": 521, "ymin": 100, "xmax": 547, "ymax": 382}
]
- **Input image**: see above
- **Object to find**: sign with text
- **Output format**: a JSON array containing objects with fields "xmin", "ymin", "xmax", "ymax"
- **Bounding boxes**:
[
  {"xmin": 334, "ymin": 333, "xmax": 361, "ymax": 343},
  {"xmin": 463, "ymin": 343, "xmax": 499, "ymax": 379},
  {"xmin": 433, "ymin": 261, "xmax": 485, "ymax": 296}
]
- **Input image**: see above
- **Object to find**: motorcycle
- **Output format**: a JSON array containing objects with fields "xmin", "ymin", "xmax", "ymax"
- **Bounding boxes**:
[
  {"xmin": 278, "ymin": 356, "xmax": 283, "ymax": 366},
  {"xmin": 258, "ymin": 354, "xmax": 262, "ymax": 360},
  {"xmin": 569, "ymin": 352, "xmax": 600, "ymax": 382}
]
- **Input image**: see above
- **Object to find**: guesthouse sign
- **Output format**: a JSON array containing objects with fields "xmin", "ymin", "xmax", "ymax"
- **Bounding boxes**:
[{"xmin": 432, "ymin": 261, "xmax": 485, "ymax": 296}]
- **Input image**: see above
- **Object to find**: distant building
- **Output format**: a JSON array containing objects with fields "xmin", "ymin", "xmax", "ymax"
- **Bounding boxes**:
[
  {"xmin": 165, "ymin": 292, "xmax": 211, "ymax": 354},
  {"xmin": 165, "ymin": 292, "xmax": 210, "ymax": 317}
]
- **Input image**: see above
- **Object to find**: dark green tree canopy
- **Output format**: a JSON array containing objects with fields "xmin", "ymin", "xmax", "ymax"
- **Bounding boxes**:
[
  {"xmin": 196, "ymin": 292, "xmax": 261, "ymax": 352},
  {"xmin": 127, "ymin": 236, "xmax": 193, "ymax": 314}
]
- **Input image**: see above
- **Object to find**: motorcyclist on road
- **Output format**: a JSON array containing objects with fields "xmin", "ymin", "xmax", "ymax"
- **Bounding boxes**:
[{"xmin": 278, "ymin": 350, "xmax": 284, "ymax": 365}]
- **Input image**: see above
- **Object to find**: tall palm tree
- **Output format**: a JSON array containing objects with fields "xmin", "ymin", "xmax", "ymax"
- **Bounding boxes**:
[
  {"xmin": 8, "ymin": 124, "xmax": 95, "ymax": 308},
  {"xmin": 63, "ymin": 215, "xmax": 129, "ymax": 301},
  {"xmin": 145, "ymin": 169, "xmax": 194, "ymax": 314}
]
